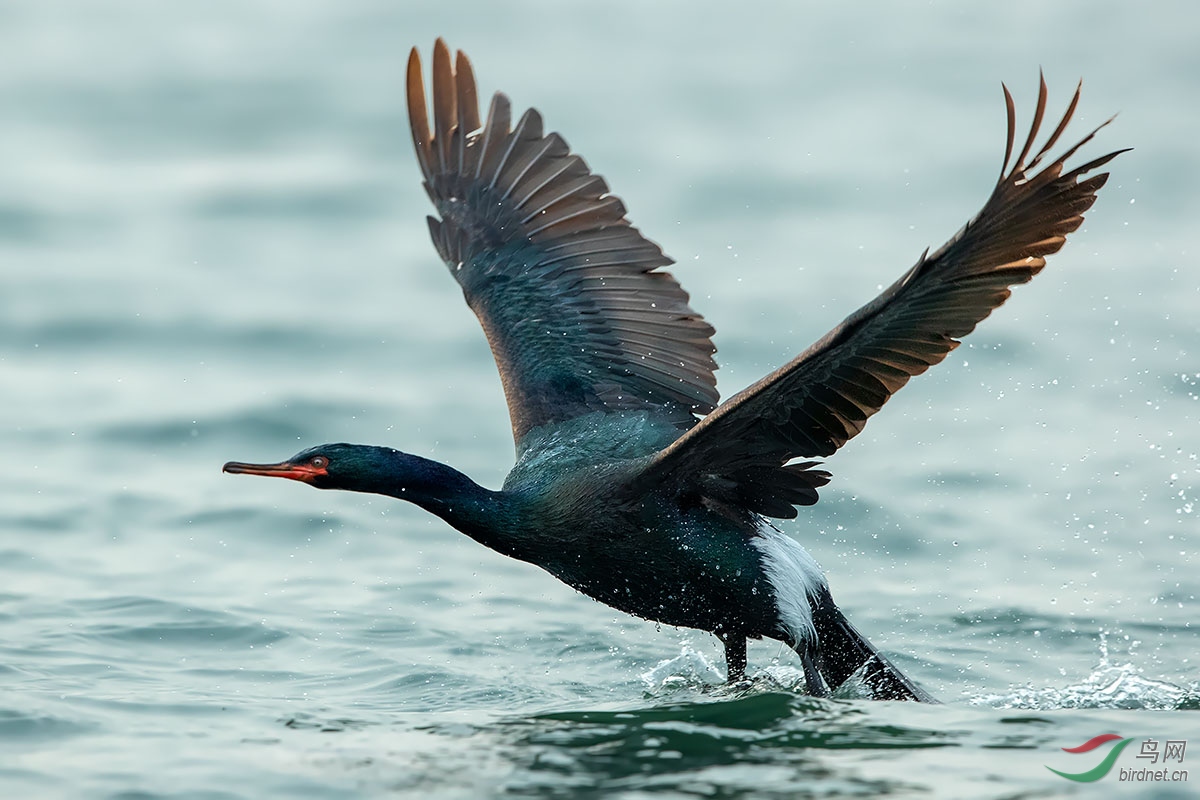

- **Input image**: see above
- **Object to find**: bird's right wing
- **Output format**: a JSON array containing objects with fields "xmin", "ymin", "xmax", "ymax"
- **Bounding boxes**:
[
  {"xmin": 407, "ymin": 41, "xmax": 719, "ymax": 446},
  {"xmin": 637, "ymin": 77, "xmax": 1127, "ymax": 519}
]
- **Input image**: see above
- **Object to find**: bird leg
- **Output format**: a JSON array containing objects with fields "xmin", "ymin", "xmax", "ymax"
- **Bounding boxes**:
[
  {"xmin": 800, "ymin": 645, "xmax": 832, "ymax": 698},
  {"xmin": 721, "ymin": 633, "xmax": 747, "ymax": 683}
]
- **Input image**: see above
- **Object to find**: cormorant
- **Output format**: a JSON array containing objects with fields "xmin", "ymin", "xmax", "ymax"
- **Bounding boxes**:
[{"xmin": 225, "ymin": 40, "xmax": 1124, "ymax": 701}]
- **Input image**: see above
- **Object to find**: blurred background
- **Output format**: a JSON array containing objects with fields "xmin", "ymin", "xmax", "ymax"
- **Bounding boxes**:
[{"xmin": 2, "ymin": 2, "xmax": 1196, "ymax": 798}]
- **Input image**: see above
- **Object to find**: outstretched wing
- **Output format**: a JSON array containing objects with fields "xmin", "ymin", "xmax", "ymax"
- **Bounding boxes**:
[
  {"xmin": 639, "ymin": 76, "xmax": 1127, "ymax": 518},
  {"xmin": 407, "ymin": 40, "xmax": 718, "ymax": 445}
]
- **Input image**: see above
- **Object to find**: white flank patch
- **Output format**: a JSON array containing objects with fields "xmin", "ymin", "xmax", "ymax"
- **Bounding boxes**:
[{"xmin": 750, "ymin": 527, "xmax": 828, "ymax": 647}]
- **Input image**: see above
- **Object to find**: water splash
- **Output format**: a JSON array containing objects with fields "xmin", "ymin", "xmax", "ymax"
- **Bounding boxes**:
[
  {"xmin": 640, "ymin": 644, "xmax": 726, "ymax": 692},
  {"xmin": 970, "ymin": 633, "xmax": 1199, "ymax": 710},
  {"xmin": 639, "ymin": 647, "xmax": 874, "ymax": 701}
]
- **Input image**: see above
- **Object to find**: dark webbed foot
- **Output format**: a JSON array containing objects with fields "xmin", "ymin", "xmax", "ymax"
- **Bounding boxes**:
[{"xmin": 807, "ymin": 587, "xmax": 937, "ymax": 702}]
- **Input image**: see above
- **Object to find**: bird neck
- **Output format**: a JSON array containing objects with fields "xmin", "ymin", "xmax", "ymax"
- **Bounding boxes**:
[{"xmin": 358, "ymin": 449, "xmax": 521, "ymax": 557}]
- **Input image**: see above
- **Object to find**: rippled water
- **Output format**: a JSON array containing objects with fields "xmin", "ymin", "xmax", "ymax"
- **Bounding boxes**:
[{"xmin": 3, "ymin": 2, "xmax": 1198, "ymax": 798}]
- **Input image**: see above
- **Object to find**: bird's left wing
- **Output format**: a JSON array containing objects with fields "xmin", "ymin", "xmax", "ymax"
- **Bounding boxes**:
[
  {"xmin": 407, "ymin": 40, "xmax": 718, "ymax": 446},
  {"xmin": 635, "ymin": 77, "xmax": 1126, "ymax": 519}
]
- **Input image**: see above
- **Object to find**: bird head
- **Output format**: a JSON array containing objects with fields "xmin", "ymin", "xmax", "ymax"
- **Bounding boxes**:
[{"xmin": 223, "ymin": 443, "xmax": 383, "ymax": 491}]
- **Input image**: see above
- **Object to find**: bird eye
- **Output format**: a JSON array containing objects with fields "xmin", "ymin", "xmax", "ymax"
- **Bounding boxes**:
[{"xmin": 311, "ymin": 456, "xmax": 327, "ymax": 469}]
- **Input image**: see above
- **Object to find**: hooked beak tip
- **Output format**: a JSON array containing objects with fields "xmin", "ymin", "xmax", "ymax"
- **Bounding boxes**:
[{"xmin": 222, "ymin": 460, "xmax": 289, "ymax": 477}]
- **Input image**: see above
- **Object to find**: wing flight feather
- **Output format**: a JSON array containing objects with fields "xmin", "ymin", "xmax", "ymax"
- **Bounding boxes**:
[{"xmin": 408, "ymin": 41, "xmax": 720, "ymax": 444}]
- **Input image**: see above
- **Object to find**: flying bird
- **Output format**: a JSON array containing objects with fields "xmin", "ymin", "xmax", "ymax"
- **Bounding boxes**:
[{"xmin": 225, "ymin": 40, "xmax": 1124, "ymax": 701}]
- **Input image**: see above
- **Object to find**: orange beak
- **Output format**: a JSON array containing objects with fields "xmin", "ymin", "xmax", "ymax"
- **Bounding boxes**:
[{"xmin": 222, "ymin": 460, "xmax": 327, "ymax": 484}]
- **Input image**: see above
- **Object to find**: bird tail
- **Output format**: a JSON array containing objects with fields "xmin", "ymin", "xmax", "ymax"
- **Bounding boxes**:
[{"xmin": 803, "ymin": 590, "xmax": 937, "ymax": 703}]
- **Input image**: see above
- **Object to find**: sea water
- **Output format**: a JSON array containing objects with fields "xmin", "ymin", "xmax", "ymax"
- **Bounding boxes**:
[{"xmin": 2, "ymin": 2, "xmax": 1197, "ymax": 798}]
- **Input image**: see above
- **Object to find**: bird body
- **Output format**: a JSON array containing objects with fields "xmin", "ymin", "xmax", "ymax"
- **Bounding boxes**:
[{"xmin": 225, "ymin": 40, "xmax": 1124, "ymax": 703}]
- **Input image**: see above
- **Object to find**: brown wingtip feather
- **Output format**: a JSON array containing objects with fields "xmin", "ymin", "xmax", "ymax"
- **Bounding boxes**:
[
  {"xmin": 406, "ymin": 47, "xmax": 430, "ymax": 180},
  {"xmin": 431, "ymin": 40, "xmax": 456, "ymax": 177},
  {"xmin": 455, "ymin": 49, "xmax": 482, "ymax": 134},
  {"xmin": 1000, "ymin": 83, "xmax": 1017, "ymax": 181},
  {"xmin": 1009, "ymin": 73, "xmax": 1049, "ymax": 174}
]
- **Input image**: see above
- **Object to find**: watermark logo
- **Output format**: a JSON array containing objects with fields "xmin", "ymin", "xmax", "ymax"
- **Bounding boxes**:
[
  {"xmin": 1046, "ymin": 734, "xmax": 1188, "ymax": 783},
  {"xmin": 1046, "ymin": 734, "xmax": 1132, "ymax": 782}
]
